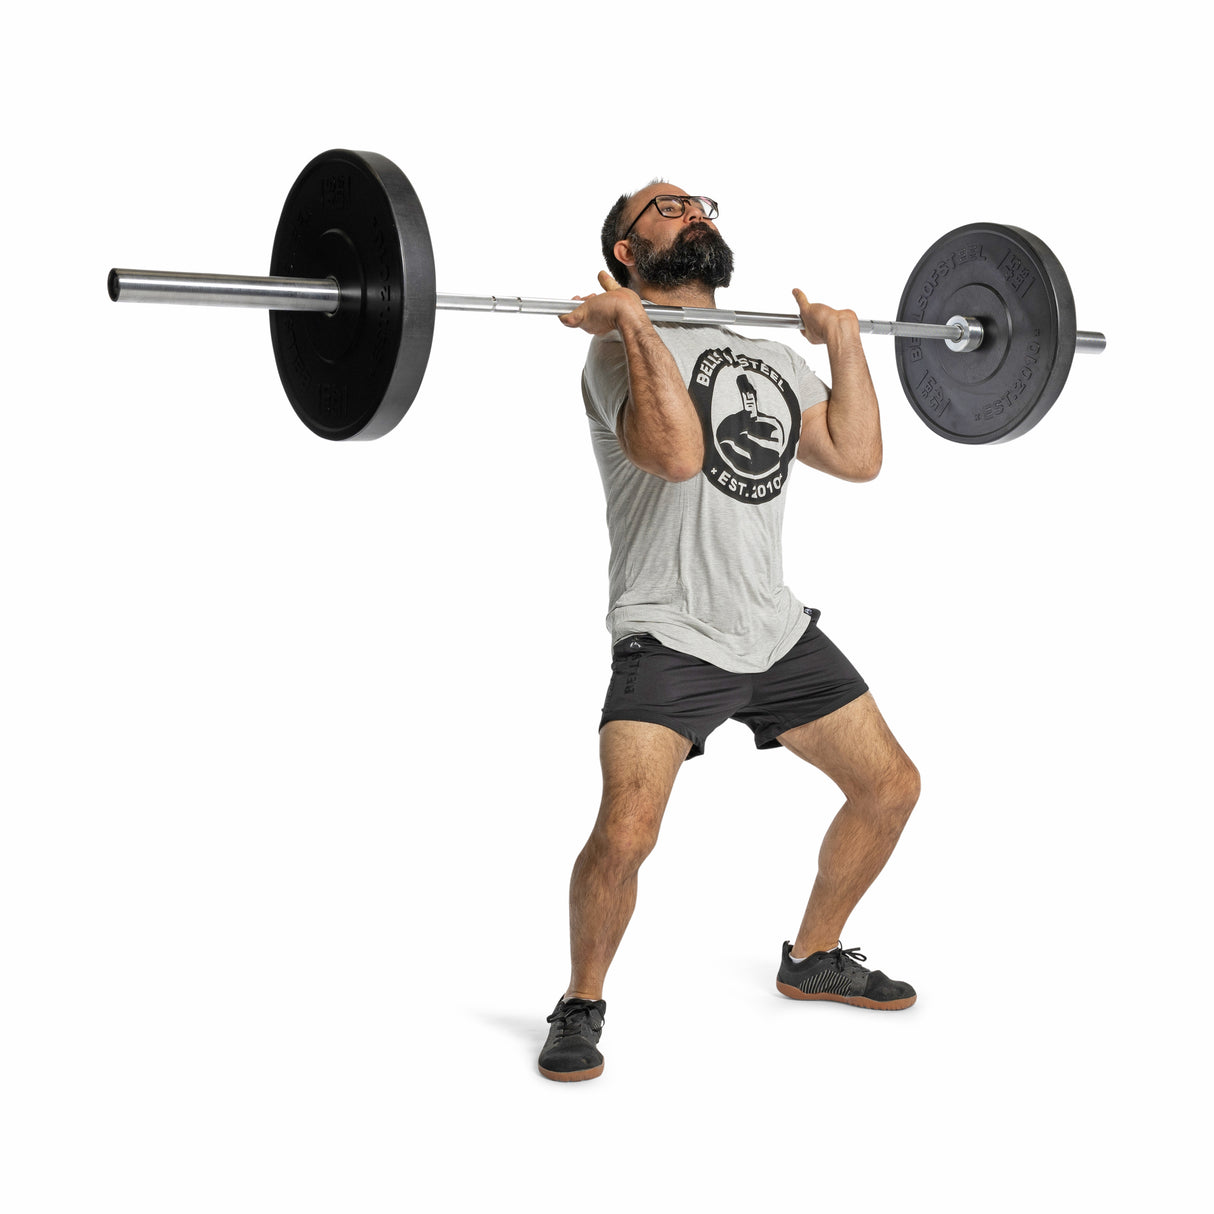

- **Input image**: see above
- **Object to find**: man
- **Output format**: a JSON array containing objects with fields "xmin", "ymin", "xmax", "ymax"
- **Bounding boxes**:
[{"xmin": 539, "ymin": 182, "xmax": 920, "ymax": 1082}]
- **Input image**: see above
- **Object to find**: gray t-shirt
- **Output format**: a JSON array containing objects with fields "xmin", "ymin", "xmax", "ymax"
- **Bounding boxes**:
[{"xmin": 582, "ymin": 321, "xmax": 829, "ymax": 674}]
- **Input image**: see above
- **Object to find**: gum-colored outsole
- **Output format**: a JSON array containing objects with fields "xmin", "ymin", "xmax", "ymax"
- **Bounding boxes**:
[
  {"xmin": 776, "ymin": 980, "xmax": 916, "ymax": 1011},
  {"xmin": 539, "ymin": 1063, "xmax": 604, "ymax": 1082}
]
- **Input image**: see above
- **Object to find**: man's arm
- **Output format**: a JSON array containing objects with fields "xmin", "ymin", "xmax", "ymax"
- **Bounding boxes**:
[
  {"xmin": 561, "ymin": 272, "xmax": 703, "ymax": 482},
  {"xmin": 792, "ymin": 290, "xmax": 882, "ymax": 483}
]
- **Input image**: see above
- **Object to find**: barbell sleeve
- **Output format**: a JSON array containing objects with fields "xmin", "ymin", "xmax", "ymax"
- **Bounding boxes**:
[{"xmin": 108, "ymin": 269, "xmax": 341, "ymax": 312}]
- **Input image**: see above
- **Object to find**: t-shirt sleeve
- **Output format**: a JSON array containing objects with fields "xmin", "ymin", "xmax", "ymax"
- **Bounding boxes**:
[
  {"xmin": 785, "ymin": 344, "xmax": 830, "ymax": 411},
  {"xmin": 582, "ymin": 334, "xmax": 630, "ymax": 431}
]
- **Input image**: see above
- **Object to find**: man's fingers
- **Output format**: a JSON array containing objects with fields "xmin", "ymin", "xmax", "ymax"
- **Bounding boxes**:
[
  {"xmin": 561, "ymin": 279, "xmax": 641, "ymax": 332},
  {"xmin": 792, "ymin": 288, "xmax": 809, "ymax": 336},
  {"xmin": 559, "ymin": 292, "xmax": 596, "ymax": 326}
]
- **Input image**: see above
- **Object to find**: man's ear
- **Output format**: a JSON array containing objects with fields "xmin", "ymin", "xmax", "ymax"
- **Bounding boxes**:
[{"xmin": 613, "ymin": 238, "xmax": 636, "ymax": 272}]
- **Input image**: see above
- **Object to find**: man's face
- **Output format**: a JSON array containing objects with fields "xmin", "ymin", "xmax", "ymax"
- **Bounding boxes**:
[{"xmin": 621, "ymin": 184, "xmax": 734, "ymax": 290}]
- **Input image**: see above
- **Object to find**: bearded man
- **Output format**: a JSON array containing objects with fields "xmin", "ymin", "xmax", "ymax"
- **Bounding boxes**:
[{"xmin": 539, "ymin": 182, "xmax": 920, "ymax": 1082}]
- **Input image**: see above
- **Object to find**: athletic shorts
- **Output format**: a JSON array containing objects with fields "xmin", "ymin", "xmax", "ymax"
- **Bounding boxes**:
[{"xmin": 599, "ymin": 609, "xmax": 869, "ymax": 759}]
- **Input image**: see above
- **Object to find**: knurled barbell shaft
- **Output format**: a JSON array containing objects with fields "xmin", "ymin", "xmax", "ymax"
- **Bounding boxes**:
[{"xmin": 434, "ymin": 292, "xmax": 969, "ymax": 342}]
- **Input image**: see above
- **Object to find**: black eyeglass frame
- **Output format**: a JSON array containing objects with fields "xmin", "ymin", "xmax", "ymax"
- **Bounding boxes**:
[{"xmin": 620, "ymin": 195, "xmax": 719, "ymax": 241}]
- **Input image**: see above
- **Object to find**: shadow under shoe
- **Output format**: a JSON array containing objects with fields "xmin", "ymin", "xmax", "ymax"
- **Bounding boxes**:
[
  {"xmin": 538, "ymin": 997, "xmax": 607, "ymax": 1082},
  {"xmin": 776, "ymin": 941, "xmax": 916, "ymax": 1010}
]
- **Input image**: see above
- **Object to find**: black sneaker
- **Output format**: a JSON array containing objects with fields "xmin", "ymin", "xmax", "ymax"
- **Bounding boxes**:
[
  {"xmin": 776, "ymin": 941, "xmax": 916, "ymax": 1010},
  {"xmin": 538, "ymin": 997, "xmax": 607, "ymax": 1082}
]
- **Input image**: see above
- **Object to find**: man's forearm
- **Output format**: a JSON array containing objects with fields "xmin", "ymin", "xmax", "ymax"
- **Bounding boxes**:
[
  {"xmin": 822, "ymin": 317, "xmax": 882, "ymax": 480},
  {"xmin": 617, "ymin": 310, "xmax": 704, "ymax": 482}
]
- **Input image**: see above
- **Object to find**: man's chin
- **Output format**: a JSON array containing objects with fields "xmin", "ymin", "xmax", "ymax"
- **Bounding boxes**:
[{"xmin": 630, "ymin": 228, "xmax": 734, "ymax": 290}]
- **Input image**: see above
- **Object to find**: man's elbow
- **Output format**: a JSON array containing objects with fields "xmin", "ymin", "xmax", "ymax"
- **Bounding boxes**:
[
  {"xmin": 852, "ymin": 454, "xmax": 882, "ymax": 482},
  {"xmin": 659, "ymin": 458, "xmax": 703, "ymax": 483},
  {"xmin": 839, "ymin": 451, "xmax": 882, "ymax": 483},
  {"xmin": 625, "ymin": 436, "xmax": 703, "ymax": 482}
]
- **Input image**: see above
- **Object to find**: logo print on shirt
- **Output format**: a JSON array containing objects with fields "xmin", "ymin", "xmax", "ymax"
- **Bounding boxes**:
[{"xmin": 689, "ymin": 348, "xmax": 802, "ymax": 503}]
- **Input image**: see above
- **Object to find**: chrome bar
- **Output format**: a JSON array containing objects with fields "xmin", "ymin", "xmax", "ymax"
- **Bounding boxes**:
[
  {"xmin": 108, "ymin": 269, "xmax": 341, "ymax": 312},
  {"xmin": 858, "ymin": 317, "xmax": 966, "ymax": 341},
  {"xmin": 108, "ymin": 275, "xmax": 1105, "ymax": 354},
  {"xmin": 435, "ymin": 293, "xmax": 969, "ymax": 342}
]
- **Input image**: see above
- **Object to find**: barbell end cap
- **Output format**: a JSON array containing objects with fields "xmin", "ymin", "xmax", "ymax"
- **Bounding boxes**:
[{"xmin": 107, "ymin": 269, "xmax": 121, "ymax": 302}]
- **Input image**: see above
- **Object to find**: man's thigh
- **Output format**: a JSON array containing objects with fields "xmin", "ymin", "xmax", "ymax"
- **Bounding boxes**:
[
  {"xmin": 594, "ymin": 720, "xmax": 692, "ymax": 835},
  {"xmin": 776, "ymin": 693, "xmax": 916, "ymax": 802}
]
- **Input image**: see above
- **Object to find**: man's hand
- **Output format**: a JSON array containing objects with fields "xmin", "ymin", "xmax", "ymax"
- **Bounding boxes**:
[
  {"xmin": 791, "ymin": 289, "xmax": 860, "ymax": 345},
  {"xmin": 559, "ymin": 272, "xmax": 647, "ymax": 335}
]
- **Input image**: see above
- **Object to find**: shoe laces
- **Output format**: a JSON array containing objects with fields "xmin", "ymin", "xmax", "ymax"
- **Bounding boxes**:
[
  {"xmin": 547, "ymin": 1000, "xmax": 602, "ymax": 1037},
  {"xmin": 829, "ymin": 945, "xmax": 868, "ymax": 971}
]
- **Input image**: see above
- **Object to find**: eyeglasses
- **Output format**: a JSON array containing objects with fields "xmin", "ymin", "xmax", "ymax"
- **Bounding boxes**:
[{"xmin": 621, "ymin": 195, "xmax": 719, "ymax": 240}]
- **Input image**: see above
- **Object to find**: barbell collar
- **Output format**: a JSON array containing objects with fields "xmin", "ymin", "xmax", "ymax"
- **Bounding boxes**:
[{"xmin": 944, "ymin": 314, "xmax": 985, "ymax": 353}]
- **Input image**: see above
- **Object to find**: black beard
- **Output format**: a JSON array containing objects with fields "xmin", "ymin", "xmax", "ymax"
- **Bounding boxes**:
[{"xmin": 629, "ymin": 224, "xmax": 734, "ymax": 290}]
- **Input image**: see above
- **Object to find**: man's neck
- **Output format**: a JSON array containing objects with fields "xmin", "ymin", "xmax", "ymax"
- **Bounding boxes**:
[{"xmin": 634, "ymin": 280, "xmax": 718, "ymax": 310}]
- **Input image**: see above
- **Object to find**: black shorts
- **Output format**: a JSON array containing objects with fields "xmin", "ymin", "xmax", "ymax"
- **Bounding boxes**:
[{"xmin": 599, "ymin": 610, "xmax": 869, "ymax": 759}]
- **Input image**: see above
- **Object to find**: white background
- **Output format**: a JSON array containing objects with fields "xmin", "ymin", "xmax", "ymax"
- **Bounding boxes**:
[{"xmin": 3, "ymin": 3, "xmax": 1209, "ymax": 1210}]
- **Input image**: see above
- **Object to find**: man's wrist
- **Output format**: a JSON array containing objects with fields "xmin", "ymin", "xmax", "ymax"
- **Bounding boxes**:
[
  {"xmin": 824, "ymin": 309, "xmax": 861, "ymax": 346},
  {"xmin": 613, "ymin": 295, "xmax": 654, "ymax": 336}
]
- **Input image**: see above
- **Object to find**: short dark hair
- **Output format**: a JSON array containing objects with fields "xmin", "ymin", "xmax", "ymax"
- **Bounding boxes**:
[
  {"xmin": 600, "ymin": 179, "xmax": 666, "ymax": 289},
  {"xmin": 600, "ymin": 192, "xmax": 634, "ymax": 288}
]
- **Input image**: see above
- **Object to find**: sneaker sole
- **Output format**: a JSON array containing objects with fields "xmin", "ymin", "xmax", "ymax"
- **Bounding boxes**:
[
  {"xmin": 538, "ymin": 1062, "xmax": 604, "ymax": 1082},
  {"xmin": 776, "ymin": 980, "xmax": 916, "ymax": 1011}
]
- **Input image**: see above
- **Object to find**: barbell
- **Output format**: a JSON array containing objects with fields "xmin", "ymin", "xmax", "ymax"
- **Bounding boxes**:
[{"xmin": 107, "ymin": 148, "xmax": 1105, "ymax": 445}]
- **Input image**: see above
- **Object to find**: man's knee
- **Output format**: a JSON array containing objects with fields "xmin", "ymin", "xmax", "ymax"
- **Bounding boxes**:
[
  {"xmin": 889, "ymin": 757, "xmax": 921, "ymax": 818},
  {"xmin": 866, "ymin": 755, "xmax": 920, "ymax": 826},
  {"xmin": 587, "ymin": 799, "xmax": 664, "ymax": 874}
]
